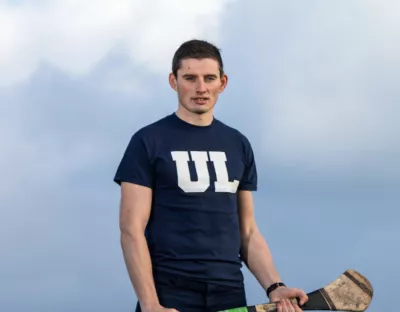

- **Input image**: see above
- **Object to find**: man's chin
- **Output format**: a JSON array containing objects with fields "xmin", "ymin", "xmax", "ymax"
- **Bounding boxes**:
[
  {"xmin": 191, "ymin": 106, "xmax": 212, "ymax": 115},
  {"xmin": 192, "ymin": 109, "xmax": 208, "ymax": 115}
]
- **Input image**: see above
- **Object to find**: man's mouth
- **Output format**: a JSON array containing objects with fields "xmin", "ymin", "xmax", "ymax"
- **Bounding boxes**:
[{"xmin": 192, "ymin": 97, "xmax": 209, "ymax": 104}]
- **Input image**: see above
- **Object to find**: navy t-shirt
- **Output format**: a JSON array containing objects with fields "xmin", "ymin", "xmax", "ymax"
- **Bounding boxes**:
[{"xmin": 114, "ymin": 113, "xmax": 257, "ymax": 287}]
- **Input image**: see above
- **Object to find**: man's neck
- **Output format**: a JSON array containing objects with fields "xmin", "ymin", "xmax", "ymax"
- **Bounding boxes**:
[{"xmin": 175, "ymin": 109, "xmax": 214, "ymax": 127}]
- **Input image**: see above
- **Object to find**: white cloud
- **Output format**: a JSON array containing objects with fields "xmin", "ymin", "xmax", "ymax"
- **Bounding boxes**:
[
  {"xmin": 0, "ymin": 0, "xmax": 237, "ymax": 196},
  {"xmin": 0, "ymin": 0, "xmax": 236, "ymax": 86}
]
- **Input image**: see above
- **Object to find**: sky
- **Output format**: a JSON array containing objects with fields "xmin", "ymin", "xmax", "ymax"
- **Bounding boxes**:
[{"xmin": 0, "ymin": 0, "xmax": 399, "ymax": 311}]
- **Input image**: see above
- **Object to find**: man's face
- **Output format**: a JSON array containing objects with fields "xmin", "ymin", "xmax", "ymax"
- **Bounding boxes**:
[{"xmin": 169, "ymin": 58, "xmax": 228, "ymax": 115}]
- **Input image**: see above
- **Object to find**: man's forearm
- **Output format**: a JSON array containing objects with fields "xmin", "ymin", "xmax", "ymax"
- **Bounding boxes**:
[
  {"xmin": 121, "ymin": 231, "xmax": 159, "ymax": 310},
  {"xmin": 240, "ymin": 229, "xmax": 282, "ymax": 291}
]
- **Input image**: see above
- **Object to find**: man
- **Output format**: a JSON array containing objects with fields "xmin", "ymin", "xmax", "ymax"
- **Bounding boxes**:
[{"xmin": 114, "ymin": 39, "xmax": 308, "ymax": 312}]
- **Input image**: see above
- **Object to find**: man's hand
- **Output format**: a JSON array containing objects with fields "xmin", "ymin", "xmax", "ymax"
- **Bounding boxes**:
[{"xmin": 269, "ymin": 287, "xmax": 308, "ymax": 312}]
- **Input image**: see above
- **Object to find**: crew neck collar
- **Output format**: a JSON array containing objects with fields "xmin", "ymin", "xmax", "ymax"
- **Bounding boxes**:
[{"xmin": 171, "ymin": 112, "xmax": 216, "ymax": 129}]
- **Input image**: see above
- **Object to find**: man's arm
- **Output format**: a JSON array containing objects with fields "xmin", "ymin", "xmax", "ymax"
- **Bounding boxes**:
[
  {"xmin": 119, "ymin": 182, "xmax": 160, "ymax": 311},
  {"xmin": 237, "ymin": 190, "xmax": 281, "ymax": 290}
]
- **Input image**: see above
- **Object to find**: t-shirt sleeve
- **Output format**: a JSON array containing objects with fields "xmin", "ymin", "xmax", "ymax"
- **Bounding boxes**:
[
  {"xmin": 113, "ymin": 132, "xmax": 154, "ymax": 188},
  {"xmin": 238, "ymin": 135, "xmax": 258, "ymax": 191}
]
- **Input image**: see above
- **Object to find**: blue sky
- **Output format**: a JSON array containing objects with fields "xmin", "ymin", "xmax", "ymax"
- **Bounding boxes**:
[{"xmin": 1, "ymin": 1, "xmax": 398, "ymax": 311}]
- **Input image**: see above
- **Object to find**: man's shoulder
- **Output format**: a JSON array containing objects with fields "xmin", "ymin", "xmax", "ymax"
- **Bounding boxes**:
[
  {"xmin": 133, "ymin": 113, "xmax": 175, "ymax": 139},
  {"xmin": 214, "ymin": 118, "xmax": 251, "ymax": 143}
]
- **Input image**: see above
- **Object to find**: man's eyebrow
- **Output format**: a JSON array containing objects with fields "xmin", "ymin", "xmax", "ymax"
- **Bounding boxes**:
[{"xmin": 182, "ymin": 73, "xmax": 218, "ymax": 77}]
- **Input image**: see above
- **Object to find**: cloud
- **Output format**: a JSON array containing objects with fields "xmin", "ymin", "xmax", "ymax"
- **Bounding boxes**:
[
  {"xmin": 0, "ymin": 0, "xmax": 236, "ymax": 86},
  {"xmin": 0, "ymin": 0, "xmax": 238, "ymax": 194}
]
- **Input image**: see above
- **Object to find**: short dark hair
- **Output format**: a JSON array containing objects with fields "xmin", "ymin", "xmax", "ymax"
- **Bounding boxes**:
[{"xmin": 172, "ymin": 39, "xmax": 224, "ymax": 77}]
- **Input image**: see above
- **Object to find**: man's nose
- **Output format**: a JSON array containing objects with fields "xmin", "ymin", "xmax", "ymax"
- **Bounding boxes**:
[{"xmin": 196, "ymin": 80, "xmax": 207, "ymax": 93}]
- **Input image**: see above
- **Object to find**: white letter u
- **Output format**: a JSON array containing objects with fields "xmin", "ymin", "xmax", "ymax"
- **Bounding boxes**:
[{"xmin": 171, "ymin": 151, "xmax": 210, "ymax": 193}]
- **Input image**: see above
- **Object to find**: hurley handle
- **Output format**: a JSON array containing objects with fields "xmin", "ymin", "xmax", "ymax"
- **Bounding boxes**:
[{"xmin": 223, "ymin": 298, "xmax": 300, "ymax": 312}]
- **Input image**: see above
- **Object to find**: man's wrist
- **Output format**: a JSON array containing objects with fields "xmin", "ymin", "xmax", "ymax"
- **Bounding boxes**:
[{"xmin": 266, "ymin": 281, "xmax": 286, "ymax": 298}]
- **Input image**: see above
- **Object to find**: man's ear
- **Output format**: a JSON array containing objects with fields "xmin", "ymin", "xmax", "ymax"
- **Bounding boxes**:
[
  {"xmin": 219, "ymin": 73, "xmax": 228, "ymax": 93},
  {"xmin": 169, "ymin": 73, "xmax": 177, "ymax": 91}
]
